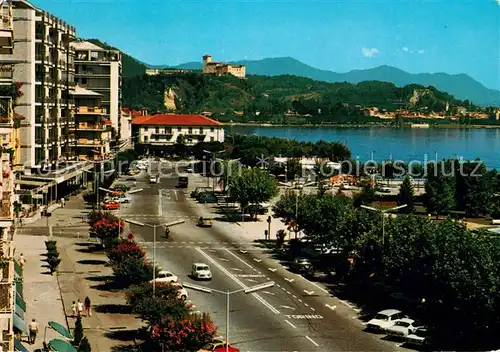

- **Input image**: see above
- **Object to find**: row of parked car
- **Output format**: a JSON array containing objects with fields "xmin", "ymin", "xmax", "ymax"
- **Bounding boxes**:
[
  {"xmin": 102, "ymin": 184, "xmax": 133, "ymax": 210},
  {"xmin": 366, "ymin": 309, "xmax": 429, "ymax": 347}
]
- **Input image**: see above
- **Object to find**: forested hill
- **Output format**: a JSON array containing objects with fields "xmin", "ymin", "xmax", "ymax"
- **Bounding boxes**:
[{"xmin": 123, "ymin": 72, "xmax": 476, "ymax": 122}]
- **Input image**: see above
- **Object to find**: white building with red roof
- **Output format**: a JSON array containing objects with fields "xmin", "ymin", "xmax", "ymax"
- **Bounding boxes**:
[{"xmin": 131, "ymin": 113, "xmax": 224, "ymax": 147}]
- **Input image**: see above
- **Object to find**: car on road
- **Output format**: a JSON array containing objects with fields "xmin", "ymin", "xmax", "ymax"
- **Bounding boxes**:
[
  {"xmin": 198, "ymin": 192, "xmax": 218, "ymax": 204},
  {"xmin": 197, "ymin": 217, "xmax": 212, "ymax": 227},
  {"xmin": 191, "ymin": 187, "xmax": 211, "ymax": 198},
  {"xmin": 290, "ymin": 257, "xmax": 313, "ymax": 274},
  {"xmin": 113, "ymin": 196, "xmax": 131, "ymax": 203},
  {"xmin": 386, "ymin": 318, "xmax": 421, "ymax": 338},
  {"xmin": 199, "ymin": 340, "xmax": 240, "ymax": 352},
  {"xmin": 366, "ymin": 309, "xmax": 407, "ymax": 332},
  {"xmin": 172, "ymin": 283, "xmax": 188, "ymax": 300},
  {"xmin": 151, "ymin": 270, "xmax": 178, "ymax": 284},
  {"xmin": 191, "ymin": 263, "xmax": 212, "ymax": 280},
  {"xmin": 150, "ymin": 175, "xmax": 159, "ymax": 183},
  {"xmin": 178, "ymin": 175, "xmax": 189, "ymax": 188},
  {"xmin": 103, "ymin": 202, "xmax": 120, "ymax": 210},
  {"xmin": 405, "ymin": 327, "xmax": 430, "ymax": 346},
  {"xmin": 186, "ymin": 165, "xmax": 194, "ymax": 173}
]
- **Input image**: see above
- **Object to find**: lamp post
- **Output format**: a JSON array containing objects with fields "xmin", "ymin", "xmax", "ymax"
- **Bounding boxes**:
[
  {"xmin": 124, "ymin": 219, "xmax": 181, "ymax": 297},
  {"xmin": 183, "ymin": 281, "xmax": 275, "ymax": 352},
  {"xmin": 360, "ymin": 204, "xmax": 407, "ymax": 247}
]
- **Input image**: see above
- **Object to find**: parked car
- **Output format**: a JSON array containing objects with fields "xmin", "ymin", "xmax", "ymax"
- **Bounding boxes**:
[
  {"xmin": 186, "ymin": 165, "xmax": 194, "ymax": 173},
  {"xmin": 386, "ymin": 318, "xmax": 421, "ymax": 338},
  {"xmin": 151, "ymin": 270, "xmax": 178, "ymax": 284},
  {"xmin": 103, "ymin": 202, "xmax": 120, "ymax": 210},
  {"xmin": 366, "ymin": 309, "xmax": 407, "ymax": 332},
  {"xmin": 199, "ymin": 340, "xmax": 240, "ymax": 352},
  {"xmin": 178, "ymin": 175, "xmax": 189, "ymax": 188},
  {"xmin": 405, "ymin": 327, "xmax": 430, "ymax": 346},
  {"xmin": 197, "ymin": 217, "xmax": 213, "ymax": 228},
  {"xmin": 191, "ymin": 263, "xmax": 212, "ymax": 280},
  {"xmin": 198, "ymin": 192, "xmax": 218, "ymax": 204},
  {"xmin": 172, "ymin": 283, "xmax": 188, "ymax": 300},
  {"xmin": 113, "ymin": 196, "xmax": 131, "ymax": 203},
  {"xmin": 191, "ymin": 187, "xmax": 211, "ymax": 198},
  {"xmin": 290, "ymin": 257, "xmax": 312, "ymax": 274},
  {"xmin": 150, "ymin": 175, "xmax": 159, "ymax": 183}
]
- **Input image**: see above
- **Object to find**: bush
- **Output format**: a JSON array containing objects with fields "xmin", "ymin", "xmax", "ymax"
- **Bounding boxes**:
[
  {"xmin": 112, "ymin": 257, "xmax": 157, "ymax": 286},
  {"xmin": 45, "ymin": 240, "xmax": 57, "ymax": 248},
  {"xmin": 73, "ymin": 316, "xmax": 83, "ymax": 345},
  {"xmin": 47, "ymin": 249, "xmax": 59, "ymax": 259},
  {"xmin": 107, "ymin": 242, "xmax": 145, "ymax": 265},
  {"xmin": 47, "ymin": 257, "xmax": 61, "ymax": 274},
  {"xmin": 133, "ymin": 296, "xmax": 189, "ymax": 325}
]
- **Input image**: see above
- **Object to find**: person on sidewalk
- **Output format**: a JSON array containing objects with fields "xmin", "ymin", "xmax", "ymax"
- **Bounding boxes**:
[
  {"xmin": 77, "ymin": 299, "xmax": 84, "ymax": 317},
  {"xmin": 71, "ymin": 301, "xmax": 77, "ymax": 317},
  {"xmin": 84, "ymin": 296, "xmax": 92, "ymax": 317},
  {"xmin": 60, "ymin": 198, "xmax": 65, "ymax": 208},
  {"xmin": 28, "ymin": 318, "xmax": 38, "ymax": 344},
  {"xmin": 18, "ymin": 253, "xmax": 25, "ymax": 270}
]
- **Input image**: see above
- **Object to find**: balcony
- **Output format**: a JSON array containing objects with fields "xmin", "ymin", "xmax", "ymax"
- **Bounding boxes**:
[
  {"xmin": 75, "ymin": 106, "xmax": 106, "ymax": 115},
  {"xmin": 76, "ymin": 138, "xmax": 106, "ymax": 147},
  {"xmin": 77, "ymin": 123, "xmax": 105, "ymax": 131}
]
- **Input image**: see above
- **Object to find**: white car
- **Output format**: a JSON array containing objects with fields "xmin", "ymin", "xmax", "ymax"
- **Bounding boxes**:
[
  {"xmin": 366, "ymin": 309, "xmax": 406, "ymax": 332},
  {"xmin": 186, "ymin": 166, "xmax": 194, "ymax": 173},
  {"xmin": 172, "ymin": 283, "xmax": 188, "ymax": 300},
  {"xmin": 151, "ymin": 270, "xmax": 178, "ymax": 284},
  {"xmin": 113, "ymin": 197, "xmax": 131, "ymax": 203},
  {"xmin": 386, "ymin": 318, "xmax": 420, "ymax": 338},
  {"xmin": 191, "ymin": 263, "xmax": 212, "ymax": 280},
  {"xmin": 405, "ymin": 327, "xmax": 429, "ymax": 346},
  {"xmin": 149, "ymin": 175, "xmax": 159, "ymax": 183}
]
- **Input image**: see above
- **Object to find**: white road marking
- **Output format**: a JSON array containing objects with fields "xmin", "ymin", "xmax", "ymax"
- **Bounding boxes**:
[
  {"xmin": 268, "ymin": 268, "xmax": 277, "ymax": 272},
  {"xmin": 305, "ymin": 336, "xmax": 319, "ymax": 347},
  {"xmin": 285, "ymin": 315, "xmax": 323, "ymax": 320},
  {"xmin": 246, "ymin": 279, "xmax": 258, "ymax": 283},
  {"xmin": 297, "ymin": 299, "xmax": 303, "ymax": 302},
  {"xmin": 239, "ymin": 250, "xmax": 248, "ymax": 254},
  {"xmin": 263, "ymin": 291, "xmax": 275, "ymax": 296},
  {"xmin": 284, "ymin": 278, "xmax": 295, "ymax": 283},
  {"xmin": 304, "ymin": 303, "xmax": 309, "ymax": 307},
  {"xmin": 305, "ymin": 280, "xmax": 330, "ymax": 295},
  {"xmin": 218, "ymin": 258, "xmax": 229, "ymax": 262},
  {"xmin": 224, "ymin": 249, "xmax": 253, "ymax": 269},
  {"xmin": 196, "ymin": 248, "xmax": 280, "ymax": 314},
  {"xmin": 253, "ymin": 258, "xmax": 262, "ymax": 263},
  {"xmin": 231, "ymin": 268, "xmax": 243, "ymax": 272},
  {"xmin": 158, "ymin": 189, "xmax": 163, "ymax": 216},
  {"xmin": 235, "ymin": 274, "xmax": 264, "ymax": 278},
  {"xmin": 338, "ymin": 299, "xmax": 355, "ymax": 309},
  {"xmin": 325, "ymin": 304, "xmax": 337, "ymax": 310},
  {"xmin": 310, "ymin": 307, "xmax": 316, "ymax": 311},
  {"xmin": 209, "ymin": 249, "xmax": 216, "ymax": 253},
  {"xmin": 285, "ymin": 319, "xmax": 297, "ymax": 329},
  {"xmin": 304, "ymin": 290, "xmax": 314, "ymax": 295},
  {"xmin": 173, "ymin": 190, "xmax": 178, "ymax": 201},
  {"xmin": 280, "ymin": 305, "xmax": 296, "ymax": 310},
  {"xmin": 292, "ymin": 295, "xmax": 297, "ymax": 299}
]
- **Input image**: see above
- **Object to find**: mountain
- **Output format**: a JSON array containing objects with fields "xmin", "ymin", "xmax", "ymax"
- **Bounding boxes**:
[
  {"xmin": 86, "ymin": 39, "xmax": 147, "ymax": 79},
  {"xmin": 151, "ymin": 57, "xmax": 500, "ymax": 106}
]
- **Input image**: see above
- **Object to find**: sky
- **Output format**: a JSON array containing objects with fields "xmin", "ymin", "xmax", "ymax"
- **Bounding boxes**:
[{"xmin": 33, "ymin": 0, "xmax": 500, "ymax": 89}]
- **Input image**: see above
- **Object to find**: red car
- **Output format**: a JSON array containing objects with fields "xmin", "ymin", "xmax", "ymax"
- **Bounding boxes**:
[{"xmin": 103, "ymin": 202, "xmax": 120, "ymax": 210}]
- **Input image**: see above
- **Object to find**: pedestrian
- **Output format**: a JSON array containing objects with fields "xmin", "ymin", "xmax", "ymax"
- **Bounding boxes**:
[
  {"xmin": 77, "ymin": 299, "xmax": 84, "ymax": 317},
  {"xmin": 18, "ymin": 253, "xmax": 25, "ymax": 270},
  {"xmin": 84, "ymin": 296, "xmax": 91, "ymax": 317},
  {"xmin": 71, "ymin": 301, "xmax": 77, "ymax": 317},
  {"xmin": 60, "ymin": 197, "xmax": 65, "ymax": 208},
  {"xmin": 28, "ymin": 318, "xmax": 38, "ymax": 344}
]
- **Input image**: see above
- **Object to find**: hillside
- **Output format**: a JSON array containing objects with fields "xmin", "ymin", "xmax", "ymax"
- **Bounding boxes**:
[
  {"xmin": 151, "ymin": 57, "xmax": 500, "ymax": 106},
  {"xmin": 86, "ymin": 39, "xmax": 147, "ymax": 78},
  {"xmin": 123, "ymin": 72, "xmax": 479, "ymax": 123}
]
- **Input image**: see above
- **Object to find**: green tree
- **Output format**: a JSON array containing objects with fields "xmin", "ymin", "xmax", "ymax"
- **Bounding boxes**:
[
  {"xmin": 133, "ymin": 296, "xmax": 189, "ymax": 325},
  {"xmin": 397, "ymin": 176, "xmax": 415, "ymax": 213},
  {"xmin": 455, "ymin": 161, "xmax": 492, "ymax": 217},
  {"xmin": 424, "ymin": 162, "xmax": 455, "ymax": 216},
  {"xmin": 228, "ymin": 168, "xmax": 277, "ymax": 220},
  {"xmin": 73, "ymin": 316, "xmax": 84, "ymax": 346},
  {"xmin": 286, "ymin": 158, "xmax": 302, "ymax": 182},
  {"xmin": 112, "ymin": 257, "xmax": 158, "ymax": 286},
  {"xmin": 77, "ymin": 337, "xmax": 91, "ymax": 352}
]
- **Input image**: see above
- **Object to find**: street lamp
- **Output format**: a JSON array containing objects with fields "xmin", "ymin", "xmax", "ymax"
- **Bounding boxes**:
[
  {"xmin": 360, "ymin": 204, "xmax": 407, "ymax": 247},
  {"xmin": 183, "ymin": 281, "xmax": 275, "ymax": 352},
  {"xmin": 124, "ymin": 218, "xmax": 184, "ymax": 297}
]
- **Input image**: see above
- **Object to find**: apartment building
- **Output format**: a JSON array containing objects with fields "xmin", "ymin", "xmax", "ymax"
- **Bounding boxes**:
[
  {"xmin": 71, "ymin": 86, "xmax": 111, "ymax": 161},
  {"xmin": 11, "ymin": 0, "xmax": 76, "ymax": 168},
  {"xmin": 132, "ymin": 114, "xmax": 224, "ymax": 153},
  {"xmin": 71, "ymin": 41, "xmax": 122, "ymax": 143}
]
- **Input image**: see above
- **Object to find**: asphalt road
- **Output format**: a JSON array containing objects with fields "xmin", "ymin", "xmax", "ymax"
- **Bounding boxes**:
[{"xmin": 117, "ymin": 160, "xmax": 403, "ymax": 352}]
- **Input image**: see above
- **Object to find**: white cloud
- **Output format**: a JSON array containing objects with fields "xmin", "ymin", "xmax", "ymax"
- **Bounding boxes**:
[
  {"xmin": 418, "ymin": 49, "xmax": 425, "ymax": 54},
  {"xmin": 496, "ymin": 0, "xmax": 500, "ymax": 6},
  {"xmin": 362, "ymin": 47, "xmax": 379, "ymax": 57},
  {"xmin": 402, "ymin": 47, "xmax": 409, "ymax": 52}
]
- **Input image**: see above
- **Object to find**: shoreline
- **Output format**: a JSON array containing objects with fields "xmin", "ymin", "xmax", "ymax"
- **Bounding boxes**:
[{"xmin": 224, "ymin": 122, "xmax": 500, "ymax": 129}]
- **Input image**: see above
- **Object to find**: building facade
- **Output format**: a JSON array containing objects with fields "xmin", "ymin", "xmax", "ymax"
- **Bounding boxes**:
[
  {"xmin": 132, "ymin": 114, "xmax": 224, "ymax": 149},
  {"xmin": 12, "ymin": 1, "xmax": 76, "ymax": 168},
  {"xmin": 202, "ymin": 55, "xmax": 246, "ymax": 79},
  {"xmin": 71, "ymin": 86, "xmax": 111, "ymax": 161},
  {"xmin": 71, "ymin": 41, "xmax": 122, "ymax": 143}
]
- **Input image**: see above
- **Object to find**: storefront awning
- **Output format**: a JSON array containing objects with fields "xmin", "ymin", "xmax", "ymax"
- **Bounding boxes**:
[
  {"xmin": 48, "ymin": 321, "xmax": 73, "ymax": 339},
  {"xmin": 12, "ymin": 312, "xmax": 26, "ymax": 333},
  {"xmin": 15, "ymin": 292, "xmax": 26, "ymax": 312},
  {"xmin": 14, "ymin": 338, "xmax": 29, "ymax": 352},
  {"xmin": 14, "ymin": 258, "xmax": 22, "ymax": 278},
  {"xmin": 15, "ymin": 303, "xmax": 24, "ymax": 320},
  {"xmin": 48, "ymin": 339, "xmax": 77, "ymax": 352}
]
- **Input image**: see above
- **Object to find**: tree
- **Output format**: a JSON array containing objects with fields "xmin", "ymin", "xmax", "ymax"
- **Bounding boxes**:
[
  {"xmin": 112, "ymin": 257, "xmax": 157, "ymax": 286},
  {"xmin": 107, "ymin": 242, "xmax": 146, "ymax": 265},
  {"xmin": 88, "ymin": 211, "xmax": 124, "ymax": 247},
  {"xmin": 73, "ymin": 316, "xmax": 84, "ymax": 346},
  {"xmin": 397, "ymin": 177, "xmax": 415, "ymax": 213},
  {"xmin": 455, "ymin": 161, "xmax": 492, "ymax": 217},
  {"xmin": 228, "ymin": 168, "xmax": 277, "ymax": 220},
  {"xmin": 133, "ymin": 296, "xmax": 189, "ymax": 326},
  {"xmin": 78, "ymin": 337, "xmax": 91, "ymax": 352},
  {"xmin": 424, "ymin": 162, "xmax": 455, "ymax": 216},
  {"xmin": 286, "ymin": 158, "xmax": 302, "ymax": 182},
  {"xmin": 150, "ymin": 313, "xmax": 216, "ymax": 351}
]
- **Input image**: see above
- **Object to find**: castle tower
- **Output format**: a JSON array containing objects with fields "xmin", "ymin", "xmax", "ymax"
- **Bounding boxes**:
[{"xmin": 203, "ymin": 54, "xmax": 212, "ymax": 65}]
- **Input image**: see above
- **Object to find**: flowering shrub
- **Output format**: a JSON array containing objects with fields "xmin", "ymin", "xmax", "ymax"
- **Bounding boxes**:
[
  {"xmin": 107, "ymin": 242, "xmax": 145, "ymax": 265},
  {"xmin": 150, "ymin": 313, "xmax": 216, "ymax": 351},
  {"xmin": 88, "ymin": 211, "xmax": 124, "ymax": 246},
  {"xmin": 112, "ymin": 257, "xmax": 155, "ymax": 286}
]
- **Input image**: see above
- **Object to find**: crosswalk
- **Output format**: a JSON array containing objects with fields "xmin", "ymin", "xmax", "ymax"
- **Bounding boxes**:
[{"xmin": 137, "ymin": 240, "xmax": 264, "ymax": 251}]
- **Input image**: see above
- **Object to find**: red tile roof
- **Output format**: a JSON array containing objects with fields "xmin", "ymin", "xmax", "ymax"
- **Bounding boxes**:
[{"xmin": 132, "ymin": 114, "xmax": 222, "ymax": 127}]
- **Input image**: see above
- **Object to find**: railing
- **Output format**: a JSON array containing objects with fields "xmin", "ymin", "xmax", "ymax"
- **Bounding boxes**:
[
  {"xmin": 77, "ymin": 123, "xmax": 104, "ymax": 130},
  {"xmin": 75, "ymin": 106, "xmax": 107, "ymax": 114}
]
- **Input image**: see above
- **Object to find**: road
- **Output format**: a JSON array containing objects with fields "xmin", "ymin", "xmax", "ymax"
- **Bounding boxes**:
[{"xmin": 117, "ymin": 160, "xmax": 402, "ymax": 351}]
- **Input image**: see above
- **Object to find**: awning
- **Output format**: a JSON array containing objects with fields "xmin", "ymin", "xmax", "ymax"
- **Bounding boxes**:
[
  {"xmin": 15, "ymin": 293, "xmax": 26, "ymax": 312},
  {"xmin": 15, "ymin": 280, "xmax": 23, "ymax": 298},
  {"xmin": 15, "ymin": 303, "xmax": 24, "ymax": 319},
  {"xmin": 48, "ymin": 321, "xmax": 73, "ymax": 339},
  {"xmin": 14, "ymin": 338, "xmax": 29, "ymax": 352},
  {"xmin": 48, "ymin": 338, "xmax": 77, "ymax": 352},
  {"xmin": 15, "ymin": 180, "xmax": 48, "ymax": 187},
  {"xmin": 14, "ymin": 258, "xmax": 22, "ymax": 277},
  {"xmin": 12, "ymin": 312, "xmax": 26, "ymax": 333}
]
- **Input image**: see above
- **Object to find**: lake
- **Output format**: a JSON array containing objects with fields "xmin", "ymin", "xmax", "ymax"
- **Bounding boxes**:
[{"xmin": 225, "ymin": 125, "xmax": 500, "ymax": 169}]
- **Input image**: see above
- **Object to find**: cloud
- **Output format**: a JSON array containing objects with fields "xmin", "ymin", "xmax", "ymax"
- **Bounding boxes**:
[
  {"xmin": 362, "ymin": 47, "xmax": 379, "ymax": 57},
  {"xmin": 402, "ymin": 47, "xmax": 409, "ymax": 52},
  {"xmin": 496, "ymin": 0, "xmax": 500, "ymax": 6},
  {"xmin": 418, "ymin": 49, "xmax": 425, "ymax": 54}
]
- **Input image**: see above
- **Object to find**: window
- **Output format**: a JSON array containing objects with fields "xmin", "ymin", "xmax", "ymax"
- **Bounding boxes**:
[
  {"xmin": 144, "ymin": 127, "xmax": 148, "ymax": 132},
  {"xmin": 155, "ymin": 127, "xmax": 159, "ymax": 134},
  {"xmin": 144, "ymin": 136, "xmax": 148, "ymax": 142},
  {"xmin": 199, "ymin": 127, "xmax": 204, "ymax": 134},
  {"xmin": 210, "ymin": 127, "xmax": 215, "ymax": 132},
  {"xmin": 177, "ymin": 127, "xmax": 181, "ymax": 132},
  {"xmin": 188, "ymin": 127, "xmax": 192, "ymax": 134}
]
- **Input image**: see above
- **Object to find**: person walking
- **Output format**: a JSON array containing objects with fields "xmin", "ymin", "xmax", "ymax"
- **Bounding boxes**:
[
  {"xmin": 60, "ymin": 198, "xmax": 65, "ymax": 208},
  {"xmin": 71, "ymin": 301, "xmax": 77, "ymax": 317},
  {"xmin": 28, "ymin": 318, "xmax": 38, "ymax": 344},
  {"xmin": 84, "ymin": 296, "xmax": 91, "ymax": 317},
  {"xmin": 77, "ymin": 299, "xmax": 84, "ymax": 317},
  {"xmin": 18, "ymin": 253, "xmax": 25, "ymax": 270}
]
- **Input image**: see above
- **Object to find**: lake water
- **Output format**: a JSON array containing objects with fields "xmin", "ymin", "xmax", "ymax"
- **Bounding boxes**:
[{"xmin": 225, "ymin": 125, "xmax": 500, "ymax": 169}]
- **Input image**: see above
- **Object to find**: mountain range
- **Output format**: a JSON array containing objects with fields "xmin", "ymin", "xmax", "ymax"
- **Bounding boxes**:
[{"xmin": 148, "ymin": 57, "xmax": 500, "ymax": 107}]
